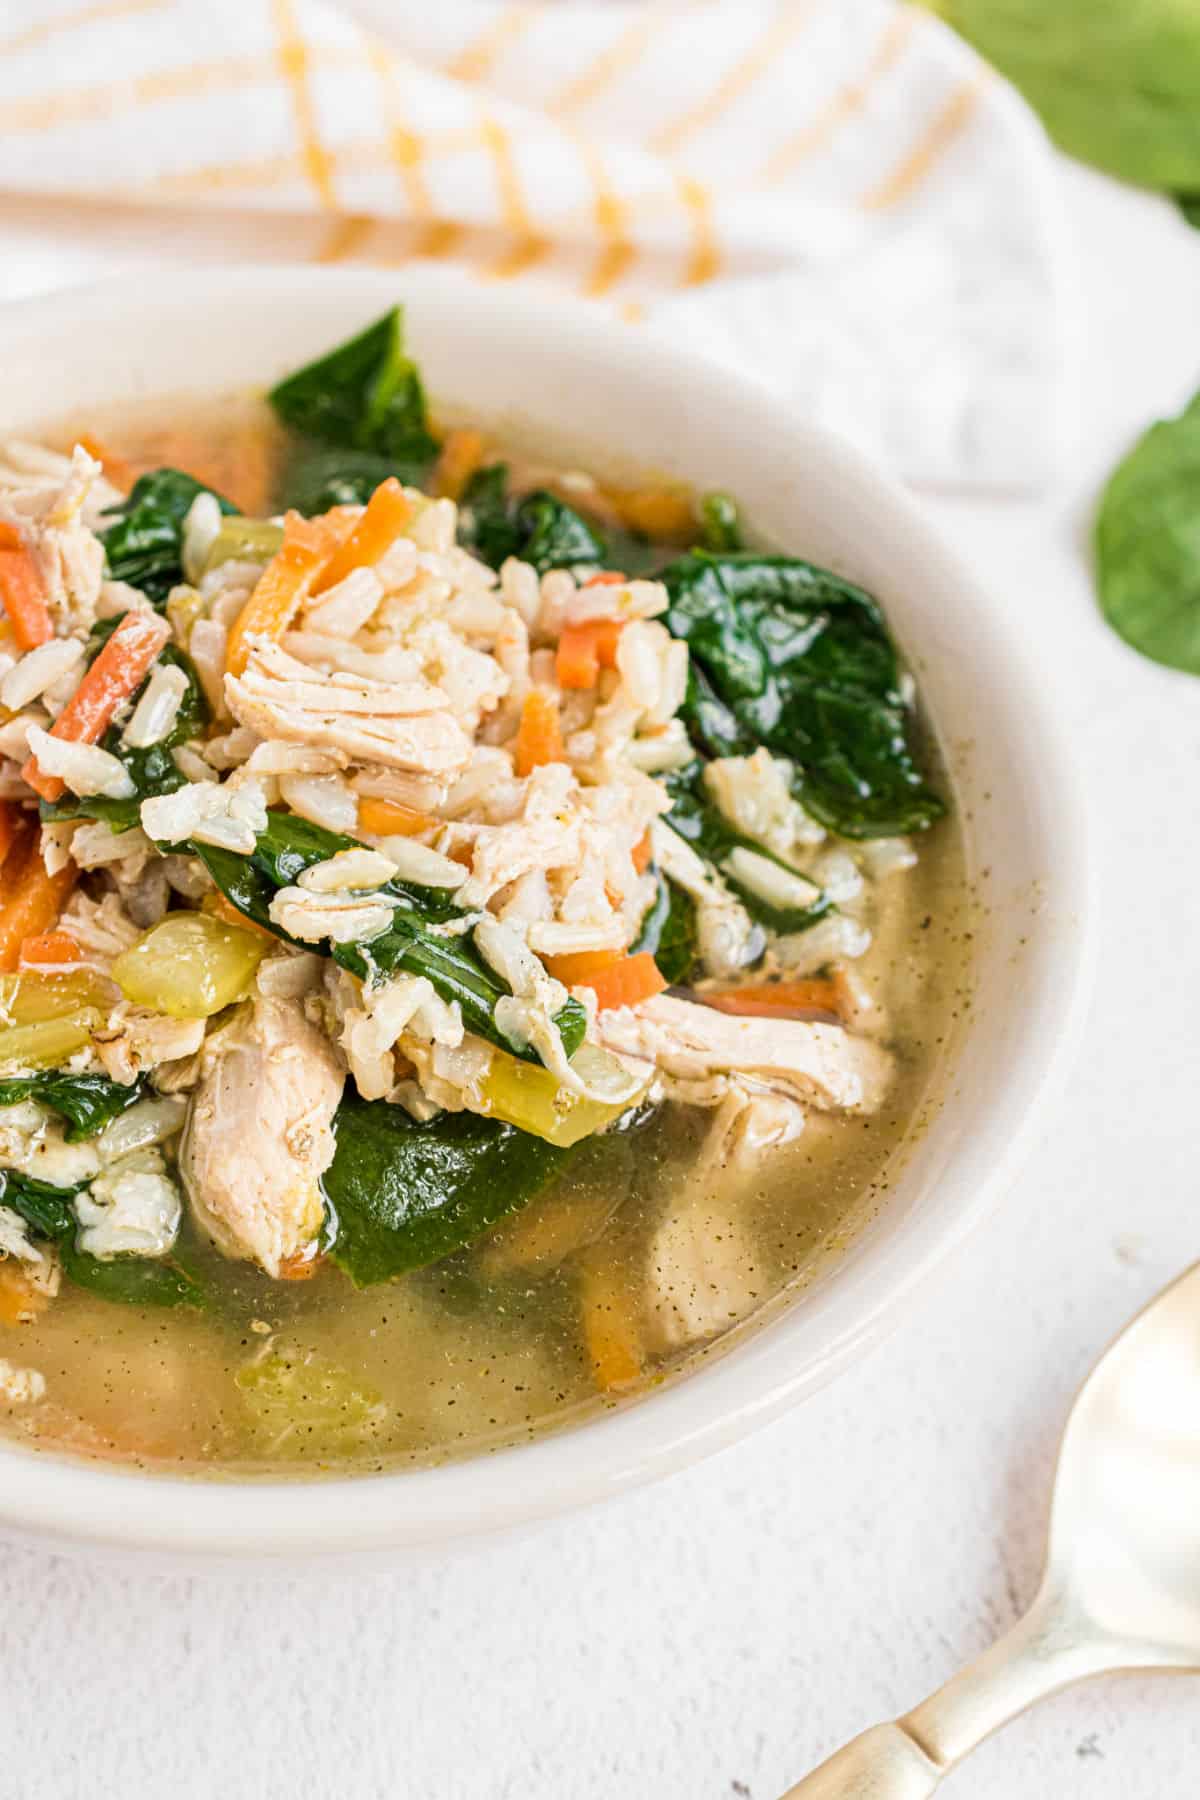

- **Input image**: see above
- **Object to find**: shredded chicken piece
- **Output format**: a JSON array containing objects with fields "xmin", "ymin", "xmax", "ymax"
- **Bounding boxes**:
[
  {"xmin": 180, "ymin": 994, "xmax": 344, "ymax": 1276},
  {"xmin": 226, "ymin": 640, "xmax": 473, "ymax": 777},
  {"xmin": 595, "ymin": 994, "xmax": 892, "ymax": 1113}
]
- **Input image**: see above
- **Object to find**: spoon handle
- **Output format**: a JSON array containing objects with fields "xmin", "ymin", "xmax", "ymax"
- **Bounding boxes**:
[{"xmin": 779, "ymin": 1593, "xmax": 1120, "ymax": 1797}]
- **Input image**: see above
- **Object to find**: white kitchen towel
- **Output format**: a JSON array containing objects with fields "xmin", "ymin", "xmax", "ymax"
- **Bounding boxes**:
[{"xmin": 0, "ymin": 0, "xmax": 1064, "ymax": 490}]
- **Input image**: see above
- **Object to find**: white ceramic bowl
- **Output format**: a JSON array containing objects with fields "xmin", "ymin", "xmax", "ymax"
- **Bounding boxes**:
[{"xmin": 0, "ymin": 268, "xmax": 1091, "ymax": 1561}]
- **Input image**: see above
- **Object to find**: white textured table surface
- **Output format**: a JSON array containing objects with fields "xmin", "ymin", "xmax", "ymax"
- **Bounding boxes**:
[{"xmin": 2, "ymin": 160, "xmax": 1199, "ymax": 1800}]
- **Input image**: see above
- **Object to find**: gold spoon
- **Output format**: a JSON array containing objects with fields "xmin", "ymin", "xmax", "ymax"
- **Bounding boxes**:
[{"xmin": 781, "ymin": 1262, "xmax": 1200, "ymax": 1797}]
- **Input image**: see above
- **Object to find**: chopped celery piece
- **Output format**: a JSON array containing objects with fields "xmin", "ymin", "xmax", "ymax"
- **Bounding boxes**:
[
  {"xmin": 0, "ymin": 970, "xmax": 113, "ymax": 1025},
  {"xmin": 0, "ymin": 1010, "xmax": 103, "ymax": 1073},
  {"xmin": 113, "ymin": 913, "xmax": 267, "ymax": 1018},
  {"xmin": 202, "ymin": 517, "xmax": 284, "ymax": 575},
  {"xmin": 479, "ymin": 1045, "xmax": 646, "ymax": 1148},
  {"xmin": 236, "ymin": 1349, "xmax": 387, "ymax": 1456},
  {"xmin": 165, "ymin": 584, "xmax": 205, "ymax": 648}
]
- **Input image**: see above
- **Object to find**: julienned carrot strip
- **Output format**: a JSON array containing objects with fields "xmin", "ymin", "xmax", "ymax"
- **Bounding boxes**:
[
  {"xmin": 18, "ymin": 932, "xmax": 82, "ymax": 968},
  {"xmin": 22, "ymin": 609, "xmax": 170, "ymax": 803},
  {"xmin": 76, "ymin": 433, "xmax": 135, "ymax": 493},
  {"xmin": 311, "ymin": 478, "xmax": 410, "ymax": 596},
  {"xmin": 0, "ymin": 831, "xmax": 76, "ymax": 973},
  {"xmin": 0, "ymin": 530, "xmax": 52, "ymax": 652},
  {"xmin": 545, "ymin": 949, "xmax": 666, "ymax": 1012},
  {"xmin": 357, "ymin": 795, "xmax": 438, "ymax": 838},
  {"xmin": 583, "ymin": 571, "xmax": 626, "ymax": 587},
  {"xmin": 514, "ymin": 690, "xmax": 564, "ymax": 777},
  {"xmin": 631, "ymin": 829, "xmax": 653, "ymax": 875},
  {"xmin": 701, "ymin": 978, "xmax": 843, "ymax": 1020},
  {"xmin": 555, "ymin": 619, "xmax": 625, "ymax": 690},
  {"xmin": 224, "ymin": 512, "xmax": 334, "ymax": 678},
  {"xmin": 431, "ymin": 428, "xmax": 485, "ymax": 502}
]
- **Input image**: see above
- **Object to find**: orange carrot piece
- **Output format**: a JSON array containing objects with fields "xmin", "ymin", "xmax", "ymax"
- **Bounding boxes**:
[
  {"xmin": 605, "ymin": 484, "xmax": 695, "ymax": 544},
  {"xmin": 701, "ymin": 978, "xmax": 843, "ymax": 1021},
  {"xmin": 584, "ymin": 953, "xmax": 666, "ymax": 1012},
  {"xmin": 579, "ymin": 1255, "xmax": 642, "ymax": 1393},
  {"xmin": 544, "ymin": 948, "xmax": 622, "ymax": 987},
  {"xmin": 514, "ymin": 690, "xmax": 564, "ymax": 776},
  {"xmin": 431, "ymin": 428, "xmax": 485, "ymax": 501},
  {"xmin": 555, "ymin": 619, "xmax": 625, "ymax": 690},
  {"xmin": 0, "ymin": 832, "xmax": 76, "ymax": 973},
  {"xmin": 76, "ymin": 432, "xmax": 135, "ymax": 493},
  {"xmin": 0, "ymin": 801, "xmax": 20, "ymax": 872},
  {"xmin": 311, "ymin": 478, "xmax": 410, "ymax": 596},
  {"xmin": 0, "ymin": 534, "xmax": 52, "ymax": 652},
  {"xmin": 0, "ymin": 1259, "xmax": 52, "ymax": 1325},
  {"xmin": 22, "ymin": 609, "xmax": 170, "ymax": 802},
  {"xmin": 278, "ymin": 1251, "xmax": 325, "ymax": 1282},
  {"xmin": 202, "ymin": 891, "xmax": 276, "ymax": 940},
  {"xmin": 546, "ymin": 949, "xmax": 666, "ymax": 1012},
  {"xmin": 18, "ymin": 932, "xmax": 82, "ymax": 968},
  {"xmin": 224, "ymin": 512, "xmax": 333, "ymax": 679},
  {"xmin": 357, "ymin": 795, "xmax": 437, "ymax": 838},
  {"xmin": 583, "ymin": 571, "xmax": 627, "ymax": 587},
  {"xmin": 631, "ymin": 829, "xmax": 652, "ymax": 875}
]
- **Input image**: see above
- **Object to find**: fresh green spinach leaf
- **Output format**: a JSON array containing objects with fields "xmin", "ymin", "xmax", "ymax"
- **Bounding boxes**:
[
  {"xmin": 183, "ymin": 812, "xmax": 587, "ymax": 1067},
  {"xmin": 0, "ymin": 1072, "xmax": 148, "ymax": 1141},
  {"xmin": 920, "ymin": 0, "xmax": 1200, "ymax": 195},
  {"xmin": 458, "ymin": 463, "xmax": 608, "ymax": 573},
  {"xmin": 279, "ymin": 446, "xmax": 406, "ymax": 516},
  {"xmin": 664, "ymin": 761, "xmax": 831, "ymax": 933},
  {"xmin": 0, "ymin": 1167, "xmax": 202, "ymax": 1308},
  {"xmin": 40, "ymin": 639, "xmax": 207, "ymax": 833},
  {"xmin": 324, "ymin": 1088, "xmax": 575, "ymax": 1286},
  {"xmin": 59, "ymin": 1241, "xmax": 203, "ymax": 1309},
  {"xmin": 661, "ymin": 551, "xmax": 943, "ymax": 838},
  {"xmin": 0, "ymin": 1168, "xmax": 80, "ymax": 1238},
  {"xmin": 631, "ymin": 874, "xmax": 700, "ymax": 985},
  {"xmin": 1094, "ymin": 386, "xmax": 1200, "ymax": 672},
  {"xmin": 269, "ymin": 307, "xmax": 438, "ymax": 489},
  {"xmin": 100, "ymin": 469, "xmax": 236, "ymax": 604}
]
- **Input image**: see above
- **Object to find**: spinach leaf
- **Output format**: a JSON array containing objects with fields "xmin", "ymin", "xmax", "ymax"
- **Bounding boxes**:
[
  {"xmin": 184, "ymin": 812, "xmax": 587, "ymax": 1067},
  {"xmin": 0, "ymin": 1167, "xmax": 202, "ymax": 1308},
  {"xmin": 664, "ymin": 761, "xmax": 831, "ymax": 934},
  {"xmin": 921, "ymin": 0, "xmax": 1200, "ymax": 195},
  {"xmin": 1094, "ymin": 387, "xmax": 1200, "ymax": 673},
  {"xmin": 661, "ymin": 551, "xmax": 943, "ymax": 838},
  {"xmin": 0, "ymin": 1072, "xmax": 147, "ymax": 1141},
  {"xmin": 279, "ymin": 446, "xmax": 405, "ymax": 516},
  {"xmin": 631, "ymin": 874, "xmax": 699, "ymax": 986},
  {"xmin": 324, "ymin": 1088, "xmax": 575, "ymax": 1286},
  {"xmin": 100, "ymin": 469, "xmax": 236, "ymax": 604},
  {"xmin": 40, "ymin": 639, "xmax": 207, "ymax": 833},
  {"xmin": 59, "ymin": 1241, "xmax": 203, "ymax": 1309},
  {"xmin": 268, "ymin": 307, "xmax": 438, "ymax": 485},
  {"xmin": 458, "ymin": 463, "xmax": 608, "ymax": 573},
  {"xmin": 698, "ymin": 491, "xmax": 744, "ymax": 553},
  {"xmin": 0, "ymin": 1168, "xmax": 79, "ymax": 1238}
]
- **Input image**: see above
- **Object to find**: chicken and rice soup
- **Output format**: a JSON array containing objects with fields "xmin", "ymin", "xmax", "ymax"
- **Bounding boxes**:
[{"xmin": 0, "ymin": 310, "xmax": 967, "ymax": 1473}]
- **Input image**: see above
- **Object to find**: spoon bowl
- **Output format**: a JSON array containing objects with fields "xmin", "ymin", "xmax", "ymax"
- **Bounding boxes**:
[{"xmin": 784, "ymin": 1262, "xmax": 1200, "ymax": 1796}]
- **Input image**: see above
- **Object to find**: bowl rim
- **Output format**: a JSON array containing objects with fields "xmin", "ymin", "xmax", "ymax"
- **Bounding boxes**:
[{"xmin": 0, "ymin": 266, "xmax": 1095, "ymax": 1559}]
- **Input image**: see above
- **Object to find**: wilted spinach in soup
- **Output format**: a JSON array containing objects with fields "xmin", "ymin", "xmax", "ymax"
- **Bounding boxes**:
[{"xmin": 0, "ymin": 309, "xmax": 968, "ymax": 1475}]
